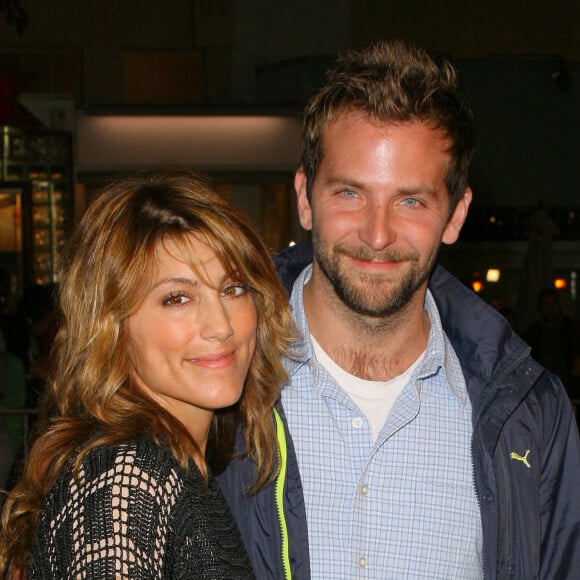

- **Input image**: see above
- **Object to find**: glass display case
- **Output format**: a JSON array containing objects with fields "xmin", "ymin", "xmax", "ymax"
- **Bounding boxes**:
[{"xmin": 0, "ymin": 126, "xmax": 73, "ymax": 294}]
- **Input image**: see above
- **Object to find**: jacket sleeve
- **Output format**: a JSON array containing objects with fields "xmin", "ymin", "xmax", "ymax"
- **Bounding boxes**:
[{"xmin": 538, "ymin": 375, "xmax": 580, "ymax": 578}]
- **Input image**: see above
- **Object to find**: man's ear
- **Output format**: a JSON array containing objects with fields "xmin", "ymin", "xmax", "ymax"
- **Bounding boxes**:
[
  {"xmin": 295, "ymin": 167, "xmax": 313, "ymax": 231},
  {"xmin": 442, "ymin": 187, "xmax": 472, "ymax": 245}
]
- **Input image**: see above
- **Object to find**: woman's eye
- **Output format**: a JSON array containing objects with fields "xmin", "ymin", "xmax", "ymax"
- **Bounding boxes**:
[
  {"xmin": 163, "ymin": 292, "xmax": 190, "ymax": 306},
  {"xmin": 221, "ymin": 284, "xmax": 248, "ymax": 298}
]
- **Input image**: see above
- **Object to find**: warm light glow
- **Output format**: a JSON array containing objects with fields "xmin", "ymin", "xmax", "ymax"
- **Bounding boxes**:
[
  {"xmin": 288, "ymin": 240, "xmax": 296, "ymax": 247},
  {"xmin": 76, "ymin": 113, "xmax": 302, "ymax": 172},
  {"xmin": 472, "ymin": 280, "xmax": 484, "ymax": 293},
  {"xmin": 554, "ymin": 278, "xmax": 567, "ymax": 289},
  {"xmin": 489, "ymin": 216, "xmax": 496, "ymax": 224},
  {"xmin": 486, "ymin": 268, "xmax": 501, "ymax": 283}
]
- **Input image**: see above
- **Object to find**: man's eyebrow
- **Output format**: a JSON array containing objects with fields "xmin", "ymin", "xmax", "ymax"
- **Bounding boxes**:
[
  {"xmin": 322, "ymin": 176, "xmax": 366, "ymax": 189},
  {"xmin": 396, "ymin": 185, "xmax": 441, "ymax": 196},
  {"xmin": 321, "ymin": 175, "xmax": 442, "ymax": 194}
]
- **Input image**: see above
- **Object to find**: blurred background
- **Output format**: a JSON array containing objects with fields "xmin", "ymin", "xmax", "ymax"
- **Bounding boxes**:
[
  {"xmin": 0, "ymin": 3, "xmax": 578, "ymax": 458},
  {"xmin": 0, "ymin": 1, "xmax": 578, "ymax": 317}
]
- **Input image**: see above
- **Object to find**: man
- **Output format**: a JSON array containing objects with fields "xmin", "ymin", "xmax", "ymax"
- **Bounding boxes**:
[{"xmin": 218, "ymin": 40, "xmax": 580, "ymax": 579}]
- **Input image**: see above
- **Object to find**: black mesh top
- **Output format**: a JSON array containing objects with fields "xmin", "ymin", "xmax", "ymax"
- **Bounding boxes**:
[{"xmin": 27, "ymin": 436, "xmax": 255, "ymax": 579}]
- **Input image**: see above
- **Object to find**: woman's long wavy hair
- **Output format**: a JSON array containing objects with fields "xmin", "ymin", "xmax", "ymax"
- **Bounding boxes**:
[{"xmin": 0, "ymin": 171, "xmax": 295, "ymax": 571}]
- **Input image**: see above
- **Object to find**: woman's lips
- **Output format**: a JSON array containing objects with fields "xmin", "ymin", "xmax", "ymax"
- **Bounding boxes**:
[{"xmin": 188, "ymin": 351, "xmax": 235, "ymax": 368}]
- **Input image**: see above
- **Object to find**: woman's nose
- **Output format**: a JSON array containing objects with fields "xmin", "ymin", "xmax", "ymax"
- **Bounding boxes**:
[{"xmin": 199, "ymin": 297, "xmax": 234, "ymax": 341}]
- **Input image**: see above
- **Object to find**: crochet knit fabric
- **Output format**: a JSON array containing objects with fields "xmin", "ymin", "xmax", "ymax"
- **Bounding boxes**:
[{"xmin": 27, "ymin": 437, "xmax": 255, "ymax": 579}]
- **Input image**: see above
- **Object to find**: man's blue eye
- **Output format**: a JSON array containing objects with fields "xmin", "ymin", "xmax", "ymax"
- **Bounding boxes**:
[{"xmin": 342, "ymin": 189, "xmax": 357, "ymax": 197}]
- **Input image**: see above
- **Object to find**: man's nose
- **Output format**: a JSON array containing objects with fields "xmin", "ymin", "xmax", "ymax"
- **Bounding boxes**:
[{"xmin": 359, "ymin": 203, "xmax": 396, "ymax": 250}]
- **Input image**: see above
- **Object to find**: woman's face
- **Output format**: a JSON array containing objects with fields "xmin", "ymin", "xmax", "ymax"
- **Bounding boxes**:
[{"xmin": 126, "ymin": 235, "xmax": 257, "ymax": 443}]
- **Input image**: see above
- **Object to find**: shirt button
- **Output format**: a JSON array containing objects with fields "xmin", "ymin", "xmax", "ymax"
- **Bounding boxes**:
[
  {"xmin": 352, "ymin": 417, "xmax": 363, "ymax": 428},
  {"xmin": 360, "ymin": 484, "xmax": 370, "ymax": 496},
  {"xmin": 358, "ymin": 557, "xmax": 367, "ymax": 568}
]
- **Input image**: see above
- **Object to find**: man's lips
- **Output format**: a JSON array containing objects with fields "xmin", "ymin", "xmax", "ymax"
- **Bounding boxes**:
[
  {"xmin": 336, "ymin": 245, "xmax": 416, "ymax": 271},
  {"xmin": 347, "ymin": 254, "xmax": 403, "ymax": 271}
]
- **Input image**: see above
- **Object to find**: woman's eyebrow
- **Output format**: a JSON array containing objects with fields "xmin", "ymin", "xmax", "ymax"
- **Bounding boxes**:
[{"xmin": 151, "ymin": 276, "xmax": 200, "ymax": 290}]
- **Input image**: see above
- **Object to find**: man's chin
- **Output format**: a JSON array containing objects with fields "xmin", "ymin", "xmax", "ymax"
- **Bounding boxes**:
[
  {"xmin": 336, "ymin": 286, "xmax": 402, "ymax": 317},
  {"xmin": 337, "ymin": 272, "xmax": 424, "ymax": 317}
]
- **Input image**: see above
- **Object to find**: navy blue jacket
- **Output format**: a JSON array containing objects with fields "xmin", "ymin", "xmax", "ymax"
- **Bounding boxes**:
[{"xmin": 218, "ymin": 241, "xmax": 580, "ymax": 579}]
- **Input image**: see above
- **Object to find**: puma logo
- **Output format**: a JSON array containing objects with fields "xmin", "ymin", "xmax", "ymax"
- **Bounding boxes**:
[{"xmin": 510, "ymin": 449, "xmax": 531, "ymax": 468}]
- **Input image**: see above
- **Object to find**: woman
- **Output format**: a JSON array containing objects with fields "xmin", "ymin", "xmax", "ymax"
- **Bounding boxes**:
[{"xmin": 0, "ymin": 171, "xmax": 295, "ymax": 578}]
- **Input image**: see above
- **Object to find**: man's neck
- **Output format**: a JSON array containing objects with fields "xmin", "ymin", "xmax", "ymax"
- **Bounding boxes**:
[{"xmin": 303, "ymin": 276, "xmax": 430, "ymax": 382}]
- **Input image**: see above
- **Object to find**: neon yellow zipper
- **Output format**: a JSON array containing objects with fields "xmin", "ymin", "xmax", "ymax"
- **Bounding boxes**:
[{"xmin": 273, "ymin": 408, "xmax": 292, "ymax": 580}]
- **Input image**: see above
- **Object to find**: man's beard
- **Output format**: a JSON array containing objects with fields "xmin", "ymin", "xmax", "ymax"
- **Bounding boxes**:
[{"xmin": 312, "ymin": 230, "xmax": 436, "ymax": 318}]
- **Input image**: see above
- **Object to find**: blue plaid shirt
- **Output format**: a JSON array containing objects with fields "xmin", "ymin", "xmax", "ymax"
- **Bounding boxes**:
[{"xmin": 281, "ymin": 265, "xmax": 483, "ymax": 579}]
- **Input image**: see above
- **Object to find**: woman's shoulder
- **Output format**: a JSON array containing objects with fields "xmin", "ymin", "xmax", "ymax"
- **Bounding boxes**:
[
  {"xmin": 82, "ymin": 436, "xmax": 198, "ymax": 489},
  {"xmin": 45, "ymin": 436, "xmax": 199, "ymax": 512},
  {"xmin": 30, "ymin": 438, "xmax": 243, "ymax": 577}
]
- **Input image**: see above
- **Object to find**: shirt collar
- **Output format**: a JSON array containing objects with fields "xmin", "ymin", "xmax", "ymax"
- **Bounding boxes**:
[
  {"xmin": 421, "ymin": 289, "xmax": 468, "ymax": 405},
  {"xmin": 285, "ymin": 264, "xmax": 315, "ymax": 373}
]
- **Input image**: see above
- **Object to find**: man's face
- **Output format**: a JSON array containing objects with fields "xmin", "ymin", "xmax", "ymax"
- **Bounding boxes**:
[{"xmin": 295, "ymin": 111, "xmax": 471, "ymax": 318}]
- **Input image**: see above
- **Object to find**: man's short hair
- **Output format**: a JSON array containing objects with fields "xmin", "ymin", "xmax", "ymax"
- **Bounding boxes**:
[{"xmin": 300, "ymin": 40, "xmax": 477, "ymax": 209}]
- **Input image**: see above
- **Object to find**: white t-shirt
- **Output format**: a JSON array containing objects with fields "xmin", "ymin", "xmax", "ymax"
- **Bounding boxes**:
[{"xmin": 311, "ymin": 334, "xmax": 425, "ymax": 442}]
